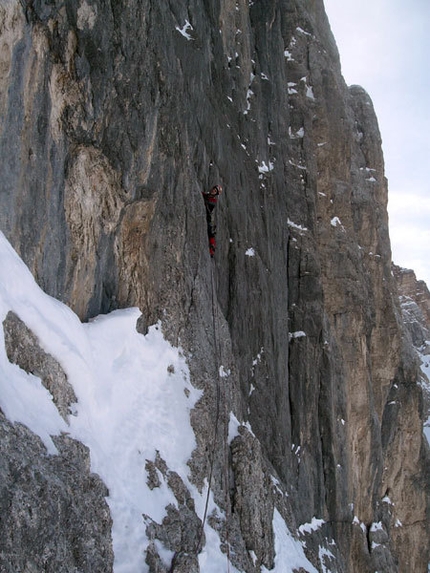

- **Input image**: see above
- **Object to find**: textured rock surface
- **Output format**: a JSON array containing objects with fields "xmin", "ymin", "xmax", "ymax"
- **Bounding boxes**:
[
  {"xmin": 1, "ymin": 310, "xmax": 112, "ymax": 572},
  {"xmin": 393, "ymin": 264, "xmax": 430, "ymax": 436},
  {"xmin": 1, "ymin": 0, "xmax": 429, "ymax": 571},
  {"xmin": 0, "ymin": 414, "xmax": 113, "ymax": 573},
  {"xmin": 3, "ymin": 310, "xmax": 77, "ymax": 419},
  {"xmin": 143, "ymin": 451, "xmax": 203, "ymax": 573},
  {"xmin": 393, "ymin": 264, "xmax": 430, "ymax": 348}
]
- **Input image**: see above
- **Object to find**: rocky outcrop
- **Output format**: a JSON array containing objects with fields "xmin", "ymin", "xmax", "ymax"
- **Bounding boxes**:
[
  {"xmin": 0, "ymin": 311, "xmax": 113, "ymax": 572},
  {"xmin": 1, "ymin": 0, "xmax": 429, "ymax": 572},
  {"xmin": 393, "ymin": 264, "xmax": 430, "ymax": 349},
  {"xmin": 144, "ymin": 452, "xmax": 203, "ymax": 573},
  {"xmin": 393, "ymin": 264, "xmax": 430, "ymax": 441},
  {"xmin": 0, "ymin": 414, "xmax": 113, "ymax": 573},
  {"xmin": 3, "ymin": 311, "xmax": 77, "ymax": 420}
]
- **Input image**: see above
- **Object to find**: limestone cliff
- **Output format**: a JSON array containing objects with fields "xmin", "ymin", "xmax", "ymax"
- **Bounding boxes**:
[{"xmin": 0, "ymin": 0, "xmax": 429, "ymax": 572}]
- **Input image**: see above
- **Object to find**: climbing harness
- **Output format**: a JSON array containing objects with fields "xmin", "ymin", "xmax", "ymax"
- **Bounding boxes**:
[{"xmin": 202, "ymin": 185, "xmax": 222, "ymax": 258}]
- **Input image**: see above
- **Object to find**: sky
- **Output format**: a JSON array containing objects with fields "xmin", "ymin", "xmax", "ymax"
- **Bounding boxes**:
[
  {"xmin": 0, "ymin": 230, "xmax": 324, "ymax": 573},
  {"xmin": 323, "ymin": 0, "xmax": 430, "ymax": 287}
]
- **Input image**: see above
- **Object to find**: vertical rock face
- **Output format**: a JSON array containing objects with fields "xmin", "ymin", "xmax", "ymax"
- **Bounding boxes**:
[{"xmin": 0, "ymin": 0, "xmax": 429, "ymax": 572}]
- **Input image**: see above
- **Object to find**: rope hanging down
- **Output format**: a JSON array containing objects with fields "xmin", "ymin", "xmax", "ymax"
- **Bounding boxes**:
[
  {"xmin": 193, "ymin": 262, "xmax": 231, "ymax": 572},
  {"xmin": 195, "ymin": 262, "xmax": 222, "ymax": 553},
  {"xmin": 171, "ymin": 186, "xmax": 229, "ymax": 572},
  {"xmin": 169, "ymin": 263, "xmax": 223, "ymax": 570}
]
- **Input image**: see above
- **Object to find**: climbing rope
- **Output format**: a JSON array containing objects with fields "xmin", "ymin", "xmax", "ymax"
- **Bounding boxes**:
[
  {"xmin": 193, "ymin": 260, "xmax": 231, "ymax": 572},
  {"xmin": 211, "ymin": 263, "xmax": 232, "ymax": 572},
  {"xmin": 213, "ymin": 265, "xmax": 232, "ymax": 573},
  {"xmin": 194, "ymin": 262, "xmax": 221, "ymax": 556}
]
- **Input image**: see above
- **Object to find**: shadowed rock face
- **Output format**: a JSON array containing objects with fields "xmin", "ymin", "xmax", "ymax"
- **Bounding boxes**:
[{"xmin": 0, "ymin": 0, "xmax": 429, "ymax": 571}]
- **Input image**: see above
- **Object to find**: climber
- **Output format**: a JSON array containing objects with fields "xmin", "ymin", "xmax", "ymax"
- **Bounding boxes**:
[{"xmin": 202, "ymin": 184, "xmax": 222, "ymax": 257}]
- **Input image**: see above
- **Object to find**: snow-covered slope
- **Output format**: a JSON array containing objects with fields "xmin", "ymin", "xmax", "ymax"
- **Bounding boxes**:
[{"xmin": 0, "ymin": 231, "xmax": 319, "ymax": 573}]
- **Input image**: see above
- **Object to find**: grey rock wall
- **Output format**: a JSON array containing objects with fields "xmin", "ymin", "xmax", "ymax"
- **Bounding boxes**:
[
  {"xmin": 0, "ymin": 414, "xmax": 113, "ymax": 573},
  {"xmin": 3, "ymin": 311, "xmax": 77, "ymax": 420},
  {"xmin": 1, "ymin": 0, "xmax": 429, "ymax": 571}
]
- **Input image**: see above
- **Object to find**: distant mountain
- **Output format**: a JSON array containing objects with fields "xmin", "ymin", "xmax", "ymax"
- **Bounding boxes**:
[
  {"xmin": 393, "ymin": 265, "xmax": 430, "ymax": 348},
  {"xmin": 393, "ymin": 264, "xmax": 430, "ymax": 441}
]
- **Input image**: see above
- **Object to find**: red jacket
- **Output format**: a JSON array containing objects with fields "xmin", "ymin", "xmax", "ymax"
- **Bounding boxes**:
[{"xmin": 202, "ymin": 186, "xmax": 222, "ymax": 257}]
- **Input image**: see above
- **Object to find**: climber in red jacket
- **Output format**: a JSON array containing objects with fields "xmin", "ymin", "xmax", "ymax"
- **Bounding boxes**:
[{"xmin": 202, "ymin": 185, "xmax": 222, "ymax": 257}]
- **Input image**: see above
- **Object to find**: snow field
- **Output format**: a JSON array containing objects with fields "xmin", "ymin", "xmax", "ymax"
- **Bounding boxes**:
[{"xmin": 0, "ymin": 232, "xmax": 322, "ymax": 572}]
